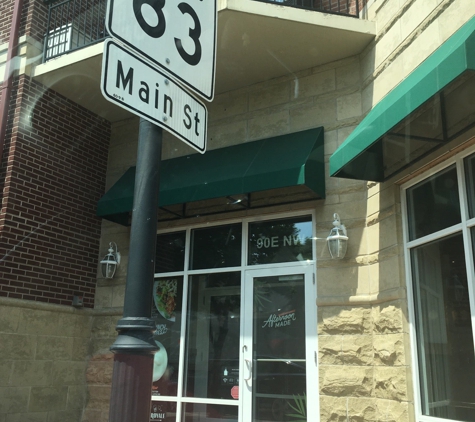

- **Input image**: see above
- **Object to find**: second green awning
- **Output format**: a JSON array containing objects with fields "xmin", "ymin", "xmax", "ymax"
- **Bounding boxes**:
[
  {"xmin": 97, "ymin": 127, "xmax": 325, "ymax": 224},
  {"xmin": 330, "ymin": 16, "xmax": 475, "ymax": 182}
]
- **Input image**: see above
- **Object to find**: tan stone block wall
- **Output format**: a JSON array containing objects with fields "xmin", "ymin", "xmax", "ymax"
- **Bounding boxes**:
[
  {"xmin": 317, "ymin": 299, "xmax": 413, "ymax": 422},
  {"xmin": 363, "ymin": 0, "xmax": 475, "ymax": 111},
  {"xmin": 0, "ymin": 299, "xmax": 93, "ymax": 422}
]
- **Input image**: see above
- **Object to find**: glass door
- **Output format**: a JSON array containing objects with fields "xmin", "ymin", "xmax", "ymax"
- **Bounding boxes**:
[{"xmin": 242, "ymin": 265, "xmax": 318, "ymax": 422}]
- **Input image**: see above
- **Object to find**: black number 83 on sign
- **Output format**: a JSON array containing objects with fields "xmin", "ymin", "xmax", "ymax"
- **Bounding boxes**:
[{"xmin": 106, "ymin": 0, "xmax": 217, "ymax": 101}]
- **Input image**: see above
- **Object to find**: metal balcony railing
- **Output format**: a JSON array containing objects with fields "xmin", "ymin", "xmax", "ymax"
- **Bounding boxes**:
[
  {"xmin": 43, "ymin": 0, "xmax": 366, "ymax": 62},
  {"xmin": 43, "ymin": 0, "xmax": 107, "ymax": 62},
  {"xmin": 257, "ymin": 0, "xmax": 366, "ymax": 16}
]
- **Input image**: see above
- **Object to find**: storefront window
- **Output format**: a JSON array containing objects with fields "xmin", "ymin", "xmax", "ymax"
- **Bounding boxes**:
[
  {"xmin": 190, "ymin": 224, "xmax": 242, "ymax": 270},
  {"xmin": 152, "ymin": 277, "xmax": 184, "ymax": 397},
  {"xmin": 184, "ymin": 272, "xmax": 241, "ymax": 400},
  {"xmin": 156, "ymin": 232, "xmax": 186, "ymax": 273},
  {"xmin": 248, "ymin": 216, "xmax": 312, "ymax": 265},
  {"xmin": 405, "ymin": 152, "xmax": 475, "ymax": 421},
  {"xmin": 150, "ymin": 401, "xmax": 177, "ymax": 422},
  {"xmin": 151, "ymin": 214, "xmax": 316, "ymax": 422},
  {"xmin": 411, "ymin": 234, "xmax": 475, "ymax": 420},
  {"xmin": 182, "ymin": 403, "xmax": 238, "ymax": 422},
  {"xmin": 407, "ymin": 165, "xmax": 461, "ymax": 241}
]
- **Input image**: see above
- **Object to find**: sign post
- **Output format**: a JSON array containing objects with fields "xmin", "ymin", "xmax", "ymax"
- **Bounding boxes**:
[
  {"xmin": 102, "ymin": 1, "xmax": 216, "ymax": 420},
  {"xmin": 108, "ymin": 119, "xmax": 162, "ymax": 422}
]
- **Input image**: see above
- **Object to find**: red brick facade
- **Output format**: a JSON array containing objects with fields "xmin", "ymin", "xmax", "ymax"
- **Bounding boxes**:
[
  {"xmin": 0, "ymin": 76, "xmax": 110, "ymax": 307},
  {"xmin": 0, "ymin": 0, "xmax": 15, "ymax": 44}
]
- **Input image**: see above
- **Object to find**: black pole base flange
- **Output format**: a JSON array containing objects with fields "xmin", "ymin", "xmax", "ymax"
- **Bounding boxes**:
[{"xmin": 110, "ymin": 317, "xmax": 158, "ymax": 355}]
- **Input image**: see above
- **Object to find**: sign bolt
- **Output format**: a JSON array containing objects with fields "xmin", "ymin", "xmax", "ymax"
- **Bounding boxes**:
[
  {"xmin": 165, "ymin": 79, "xmax": 169, "ymax": 85},
  {"xmin": 165, "ymin": 58, "xmax": 170, "ymax": 64},
  {"xmin": 163, "ymin": 116, "xmax": 168, "ymax": 122}
]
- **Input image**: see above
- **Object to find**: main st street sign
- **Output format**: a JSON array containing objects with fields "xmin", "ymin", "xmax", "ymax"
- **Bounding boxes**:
[
  {"xmin": 101, "ymin": 39, "xmax": 207, "ymax": 153},
  {"xmin": 105, "ymin": 0, "xmax": 217, "ymax": 101}
]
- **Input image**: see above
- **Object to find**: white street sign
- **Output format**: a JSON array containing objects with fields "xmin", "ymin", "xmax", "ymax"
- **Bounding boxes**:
[
  {"xmin": 101, "ymin": 39, "xmax": 207, "ymax": 153},
  {"xmin": 105, "ymin": 0, "xmax": 217, "ymax": 101}
]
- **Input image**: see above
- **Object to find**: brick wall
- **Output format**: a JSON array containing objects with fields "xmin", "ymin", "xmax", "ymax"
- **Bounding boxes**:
[
  {"xmin": 0, "ymin": 0, "xmax": 47, "ymax": 45},
  {"xmin": 0, "ymin": 0, "xmax": 15, "ymax": 44},
  {"xmin": 0, "ymin": 76, "xmax": 111, "ymax": 308},
  {"xmin": 19, "ymin": 0, "xmax": 48, "ymax": 44}
]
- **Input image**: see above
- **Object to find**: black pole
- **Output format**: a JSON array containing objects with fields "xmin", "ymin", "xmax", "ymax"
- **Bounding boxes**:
[{"xmin": 108, "ymin": 118, "xmax": 162, "ymax": 422}]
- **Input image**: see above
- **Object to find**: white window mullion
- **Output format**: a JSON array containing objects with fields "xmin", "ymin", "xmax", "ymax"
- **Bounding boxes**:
[
  {"xmin": 401, "ymin": 187, "xmax": 425, "ymax": 419},
  {"xmin": 175, "ymin": 228, "xmax": 192, "ymax": 421},
  {"xmin": 458, "ymin": 157, "xmax": 475, "ymax": 357}
]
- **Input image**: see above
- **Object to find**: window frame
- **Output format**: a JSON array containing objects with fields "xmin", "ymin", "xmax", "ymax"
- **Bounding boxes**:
[
  {"xmin": 402, "ymin": 148, "xmax": 475, "ymax": 422},
  {"xmin": 150, "ymin": 209, "xmax": 318, "ymax": 422}
]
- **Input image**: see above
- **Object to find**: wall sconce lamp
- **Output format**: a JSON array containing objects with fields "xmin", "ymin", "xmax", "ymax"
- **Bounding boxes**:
[
  {"xmin": 326, "ymin": 213, "xmax": 348, "ymax": 259},
  {"xmin": 100, "ymin": 242, "xmax": 121, "ymax": 279}
]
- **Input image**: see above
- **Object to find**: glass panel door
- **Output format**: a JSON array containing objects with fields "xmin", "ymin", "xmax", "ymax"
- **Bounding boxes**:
[{"xmin": 242, "ymin": 266, "xmax": 318, "ymax": 422}]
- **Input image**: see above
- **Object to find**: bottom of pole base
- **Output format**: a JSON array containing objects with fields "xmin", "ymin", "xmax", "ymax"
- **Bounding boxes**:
[{"xmin": 109, "ymin": 353, "xmax": 154, "ymax": 422}]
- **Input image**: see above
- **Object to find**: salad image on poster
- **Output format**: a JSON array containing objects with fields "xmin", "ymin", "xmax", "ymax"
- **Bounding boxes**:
[
  {"xmin": 151, "ymin": 277, "xmax": 183, "ymax": 397},
  {"xmin": 154, "ymin": 279, "xmax": 178, "ymax": 322}
]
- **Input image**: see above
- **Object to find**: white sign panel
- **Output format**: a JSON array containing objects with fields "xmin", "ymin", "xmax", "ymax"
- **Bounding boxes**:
[
  {"xmin": 106, "ymin": 0, "xmax": 217, "ymax": 101},
  {"xmin": 101, "ymin": 39, "xmax": 207, "ymax": 153}
]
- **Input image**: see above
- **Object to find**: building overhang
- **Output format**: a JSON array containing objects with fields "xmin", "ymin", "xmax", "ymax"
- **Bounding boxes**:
[
  {"xmin": 330, "ymin": 16, "xmax": 475, "ymax": 182},
  {"xmin": 97, "ymin": 127, "xmax": 325, "ymax": 225},
  {"xmin": 32, "ymin": 0, "xmax": 375, "ymax": 122}
]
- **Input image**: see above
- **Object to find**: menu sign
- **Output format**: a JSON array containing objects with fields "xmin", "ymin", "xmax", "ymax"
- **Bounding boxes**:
[{"xmin": 151, "ymin": 277, "xmax": 183, "ymax": 397}]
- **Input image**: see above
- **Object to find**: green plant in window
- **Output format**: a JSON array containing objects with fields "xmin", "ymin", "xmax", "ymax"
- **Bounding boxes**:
[{"xmin": 286, "ymin": 393, "xmax": 307, "ymax": 422}]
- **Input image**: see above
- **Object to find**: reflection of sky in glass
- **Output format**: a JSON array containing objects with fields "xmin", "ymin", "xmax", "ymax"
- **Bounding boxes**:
[{"xmin": 295, "ymin": 221, "xmax": 312, "ymax": 243}]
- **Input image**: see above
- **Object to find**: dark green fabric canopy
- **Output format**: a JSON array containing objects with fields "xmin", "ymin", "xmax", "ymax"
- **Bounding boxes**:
[
  {"xmin": 97, "ymin": 127, "xmax": 325, "ymax": 224},
  {"xmin": 330, "ymin": 16, "xmax": 475, "ymax": 181}
]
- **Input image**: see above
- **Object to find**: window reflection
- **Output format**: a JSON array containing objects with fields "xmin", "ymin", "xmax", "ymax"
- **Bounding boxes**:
[
  {"xmin": 248, "ymin": 216, "xmax": 312, "ymax": 265},
  {"xmin": 155, "ymin": 232, "xmax": 186, "ymax": 273},
  {"xmin": 182, "ymin": 403, "xmax": 238, "ymax": 422},
  {"xmin": 253, "ymin": 275, "xmax": 307, "ymax": 422},
  {"xmin": 190, "ymin": 224, "xmax": 242, "ymax": 270},
  {"xmin": 407, "ymin": 165, "xmax": 461, "ymax": 240},
  {"xmin": 184, "ymin": 273, "xmax": 241, "ymax": 400},
  {"xmin": 150, "ymin": 401, "xmax": 176, "ymax": 422},
  {"xmin": 411, "ymin": 234, "xmax": 475, "ymax": 420}
]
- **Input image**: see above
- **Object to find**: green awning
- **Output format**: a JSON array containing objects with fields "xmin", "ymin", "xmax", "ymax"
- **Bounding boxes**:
[
  {"xmin": 330, "ymin": 16, "xmax": 475, "ymax": 181},
  {"xmin": 97, "ymin": 127, "xmax": 324, "ymax": 224}
]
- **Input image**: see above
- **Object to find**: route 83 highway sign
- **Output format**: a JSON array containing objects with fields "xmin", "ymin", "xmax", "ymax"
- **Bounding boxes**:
[{"xmin": 105, "ymin": 0, "xmax": 217, "ymax": 101}]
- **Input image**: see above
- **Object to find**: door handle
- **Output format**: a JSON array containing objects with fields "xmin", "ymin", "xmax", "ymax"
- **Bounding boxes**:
[{"xmin": 244, "ymin": 359, "xmax": 252, "ymax": 381}]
